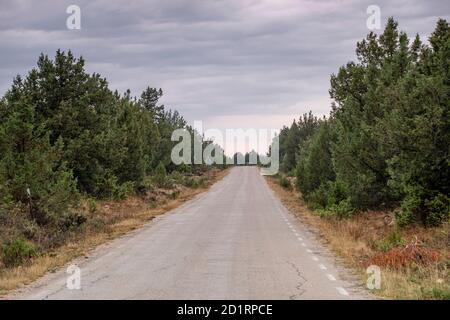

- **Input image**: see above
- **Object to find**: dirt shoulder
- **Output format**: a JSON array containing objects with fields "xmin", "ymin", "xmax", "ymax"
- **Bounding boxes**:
[{"xmin": 266, "ymin": 176, "xmax": 449, "ymax": 300}]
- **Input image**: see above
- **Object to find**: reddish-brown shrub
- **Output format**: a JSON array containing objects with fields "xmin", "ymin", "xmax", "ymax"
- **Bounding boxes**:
[{"xmin": 365, "ymin": 243, "xmax": 441, "ymax": 270}]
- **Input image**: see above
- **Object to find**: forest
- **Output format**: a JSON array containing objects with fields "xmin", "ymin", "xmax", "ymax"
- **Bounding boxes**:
[{"xmin": 275, "ymin": 18, "xmax": 449, "ymax": 227}]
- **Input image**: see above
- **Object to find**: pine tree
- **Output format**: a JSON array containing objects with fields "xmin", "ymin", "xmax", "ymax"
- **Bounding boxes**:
[
  {"xmin": 0, "ymin": 93, "xmax": 79, "ymax": 226},
  {"xmin": 139, "ymin": 87, "xmax": 165, "ymax": 122}
]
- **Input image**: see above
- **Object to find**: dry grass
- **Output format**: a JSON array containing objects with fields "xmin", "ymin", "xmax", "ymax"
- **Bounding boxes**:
[
  {"xmin": 0, "ymin": 168, "xmax": 229, "ymax": 296},
  {"xmin": 266, "ymin": 176, "xmax": 449, "ymax": 300}
]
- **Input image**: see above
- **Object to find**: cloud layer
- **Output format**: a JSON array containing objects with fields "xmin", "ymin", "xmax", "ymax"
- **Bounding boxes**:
[{"xmin": 1, "ymin": 0, "xmax": 449, "ymax": 145}]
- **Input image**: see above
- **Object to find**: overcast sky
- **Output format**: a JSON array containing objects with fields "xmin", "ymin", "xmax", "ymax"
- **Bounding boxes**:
[{"xmin": 1, "ymin": 0, "xmax": 449, "ymax": 152}]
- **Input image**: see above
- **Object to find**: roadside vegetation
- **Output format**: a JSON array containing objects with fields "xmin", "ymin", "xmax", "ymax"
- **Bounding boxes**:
[
  {"xmin": 268, "ymin": 178, "xmax": 449, "ymax": 299},
  {"xmin": 269, "ymin": 18, "xmax": 449, "ymax": 299},
  {"xmin": 0, "ymin": 51, "xmax": 228, "ymax": 292}
]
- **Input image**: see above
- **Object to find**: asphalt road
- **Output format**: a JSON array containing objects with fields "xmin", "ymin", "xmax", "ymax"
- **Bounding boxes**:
[{"xmin": 12, "ymin": 167, "xmax": 369, "ymax": 299}]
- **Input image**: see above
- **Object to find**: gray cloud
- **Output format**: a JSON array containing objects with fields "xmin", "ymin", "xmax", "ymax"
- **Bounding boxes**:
[{"xmin": 1, "ymin": 0, "xmax": 449, "ymax": 133}]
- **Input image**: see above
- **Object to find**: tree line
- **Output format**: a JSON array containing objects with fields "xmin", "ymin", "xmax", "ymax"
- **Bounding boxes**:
[
  {"xmin": 0, "ymin": 50, "xmax": 225, "ymax": 241},
  {"xmin": 275, "ymin": 18, "xmax": 449, "ymax": 226}
]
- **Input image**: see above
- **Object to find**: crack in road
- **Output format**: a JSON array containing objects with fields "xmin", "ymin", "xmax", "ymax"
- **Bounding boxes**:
[{"xmin": 286, "ymin": 260, "xmax": 307, "ymax": 300}]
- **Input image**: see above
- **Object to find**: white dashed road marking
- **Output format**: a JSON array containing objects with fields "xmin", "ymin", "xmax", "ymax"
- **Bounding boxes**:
[
  {"xmin": 336, "ymin": 287, "xmax": 349, "ymax": 296},
  {"xmin": 326, "ymin": 274, "xmax": 337, "ymax": 281},
  {"xmin": 279, "ymin": 198, "xmax": 350, "ymax": 299}
]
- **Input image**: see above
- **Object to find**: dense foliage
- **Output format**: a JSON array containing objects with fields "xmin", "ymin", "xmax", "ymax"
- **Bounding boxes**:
[
  {"xmin": 277, "ymin": 18, "xmax": 449, "ymax": 226},
  {"xmin": 0, "ymin": 51, "xmax": 225, "ymax": 260}
]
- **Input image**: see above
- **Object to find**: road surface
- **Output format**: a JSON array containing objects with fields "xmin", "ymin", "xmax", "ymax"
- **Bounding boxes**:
[{"xmin": 12, "ymin": 167, "xmax": 369, "ymax": 299}]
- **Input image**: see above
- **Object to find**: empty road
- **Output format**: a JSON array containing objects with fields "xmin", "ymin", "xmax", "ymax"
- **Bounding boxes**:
[{"xmin": 12, "ymin": 167, "xmax": 369, "ymax": 299}]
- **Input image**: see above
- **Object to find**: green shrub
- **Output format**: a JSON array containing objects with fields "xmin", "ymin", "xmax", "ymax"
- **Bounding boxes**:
[
  {"xmin": 175, "ymin": 163, "xmax": 192, "ymax": 174},
  {"xmin": 169, "ymin": 171, "xmax": 183, "ymax": 183},
  {"xmin": 114, "ymin": 181, "xmax": 135, "ymax": 200},
  {"xmin": 314, "ymin": 208, "xmax": 337, "ymax": 218},
  {"xmin": 98, "ymin": 174, "xmax": 135, "ymax": 200},
  {"xmin": 327, "ymin": 198, "xmax": 355, "ymax": 217},
  {"xmin": 59, "ymin": 211, "xmax": 87, "ymax": 232},
  {"xmin": 371, "ymin": 230, "xmax": 405, "ymax": 252},
  {"xmin": 305, "ymin": 180, "xmax": 354, "ymax": 217},
  {"xmin": 278, "ymin": 175, "xmax": 292, "ymax": 190},
  {"xmin": 2, "ymin": 238, "xmax": 37, "ymax": 267},
  {"xmin": 21, "ymin": 220, "xmax": 39, "ymax": 240},
  {"xmin": 98, "ymin": 173, "xmax": 120, "ymax": 199},
  {"xmin": 154, "ymin": 161, "xmax": 167, "ymax": 183},
  {"xmin": 198, "ymin": 177, "xmax": 208, "ymax": 188},
  {"xmin": 169, "ymin": 190, "xmax": 181, "ymax": 199},
  {"xmin": 395, "ymin": 187, "xmax": 423, "ymax": 226},
  {"xmin": 304, "ymin": 184, "xmax": 329, "ymax": 209},
  {"xmin": 325, "ymin": 180, "xmax": 350, "ymax": 207},
  {"xmin": 182, "ymin": 177, "xmax": 199, "ymax": 188},
  {"xmin": 421, "ymin": 287, "xmax": 450, "ymax": 300},
  {"xmin": 140, "ymin": 176, "xmax": 156, "ymax": 192},
  {"xmin": 424, "ymin": 194, "xmax": 450, "ymax": 227},
  {"xmin": 86, "ymin": 198, "xmax": 97, "ymax": 213}
]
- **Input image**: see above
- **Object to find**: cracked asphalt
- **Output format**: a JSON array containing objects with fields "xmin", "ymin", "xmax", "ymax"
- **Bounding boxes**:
[{"xmin": 11, "ymin": 167, "xmax": 370, "ymax": 299}]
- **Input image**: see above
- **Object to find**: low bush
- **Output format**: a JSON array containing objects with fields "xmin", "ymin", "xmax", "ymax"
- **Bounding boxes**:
[
  {"xmin": 182, "ymin": 177, "xmax": 199, "ymax": 188},
  {"xmin": 327, "ymin": 198, "xmax": 355, "ymax": 217},
  {"xmin": 422, "ymin": 287, "xmax": 450, "ymax": 300},
  {"xmin": 169, "ymin": 190, "xmax": 181, "ymax": 200},
  {"xmin": 424, "ymin": 194, "xmax": 450, "ymax": 227},
  {"xmin": 86, "ymin": 198, "xmax": 97, "ymax": 213},
  {"xmin": 2, "ymin": 238, "xmax": 37, "ymax": 268},
  {"xmin": 21, "ymin": 220, "xmax": 39, "ymax": 240},
  {"xmin": 153, "ymin": 161, "xmax": 168, "ymax": 187},
  {"xmin": 278, "ymin": 175, "xmax": 292, "ymax": 190},
  {"xmin": 370, "ymin": 230, "xmax": 405, "ymax": 252},
  {"xmin": 58, "ymin": 211, "xmax": 87, "ymax": 232},
  {"xmin": 366, "ymin": 244, "xmax": 440, "ymax": 270}
]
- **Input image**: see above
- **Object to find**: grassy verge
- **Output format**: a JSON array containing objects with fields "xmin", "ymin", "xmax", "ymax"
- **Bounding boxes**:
[
  {"xmin": 266, "ymin": 176, "xmax": 449, "ymax": 300},
  {"xmin": 0, "ymin": 168, "xmax": 229, "ymax": 296}
]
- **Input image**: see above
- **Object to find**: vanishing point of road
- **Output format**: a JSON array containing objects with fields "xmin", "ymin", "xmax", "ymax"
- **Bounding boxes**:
[{"xmin": 12, "ymin": 167, "xmax": 370, "ymax": 299}]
